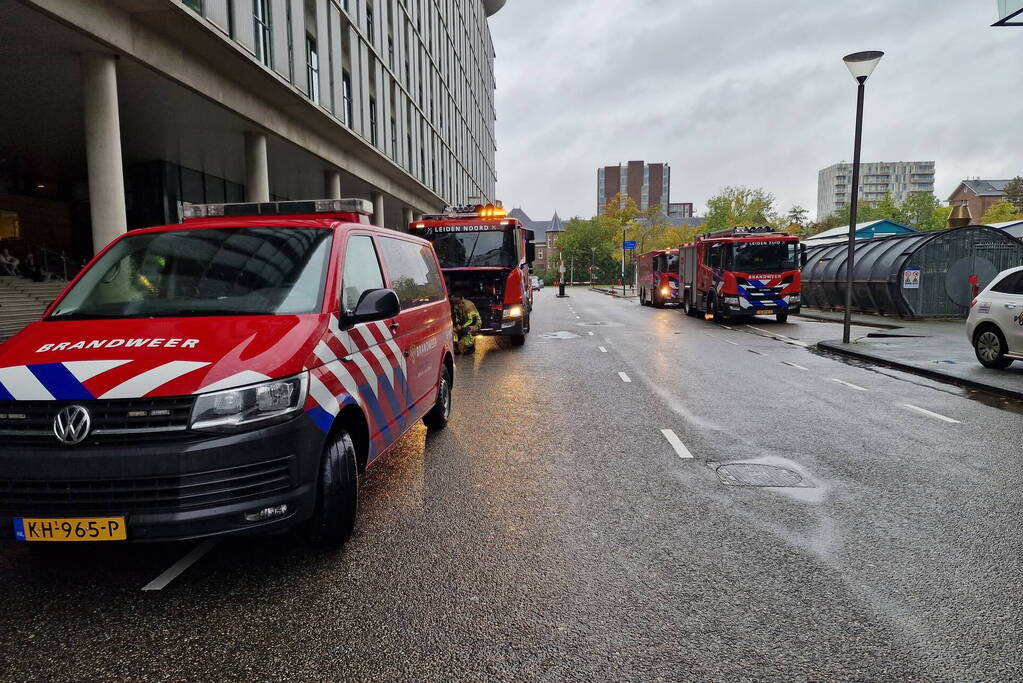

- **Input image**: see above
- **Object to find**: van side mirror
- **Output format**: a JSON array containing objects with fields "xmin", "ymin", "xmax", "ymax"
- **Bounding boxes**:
[
  {"xmin": 346, "ymin": 288, "xmax": 400, "ymax": 324},
  {"xmin": 525, "ymin": 240, "xmax": 536, "ymax": 264}
]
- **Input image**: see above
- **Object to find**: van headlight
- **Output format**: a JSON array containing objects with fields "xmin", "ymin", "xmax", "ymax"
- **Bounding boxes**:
[
  {"xmin": 191, "ymin": 373, "xmax": 308, "ymax": 433},
  {"xmin": 504, "ymin": 305, "xmax": 523, "ymax": 318}
]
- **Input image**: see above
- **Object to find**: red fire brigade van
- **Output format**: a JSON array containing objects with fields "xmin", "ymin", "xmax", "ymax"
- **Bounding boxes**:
[
  {"xmin": 680, "ymin": 226, "xmax": 802, "ymax": 323},
  {"xmin": 637, "ymin": 249, "xmax": 680, "ymax": 307},
  {"xmin": 0, "ymin": 199, "xmax": 453, "ymax": 548},
  {"xmin": 409, "ymin": 204, "xmax": 535, "ymax": 346}
]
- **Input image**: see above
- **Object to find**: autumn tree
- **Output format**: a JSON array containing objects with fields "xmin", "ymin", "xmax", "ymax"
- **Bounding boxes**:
[
  {"xmin": 1004, "ymin": 176, "xmax": 1023, "ymax": 212},
  {"xmin": 703, "ymin": 187, "xmax": 779, "ymax": 233},
  {"xmin": 980, "ymin": 200, "xmax": 1023, "ymax": 225}
]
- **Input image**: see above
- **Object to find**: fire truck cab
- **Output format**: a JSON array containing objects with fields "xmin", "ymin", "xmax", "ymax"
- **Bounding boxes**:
[
  {"xmin": 410, "ymin": 203, "xmax": 535, "ymax": 346},
  {"xmin": 680, "ymin": 226, "xmax": 802, "ymax": 323},
  {"xmin": 638, "ymin": 249, "xmax": 680, "ymax": 307}
]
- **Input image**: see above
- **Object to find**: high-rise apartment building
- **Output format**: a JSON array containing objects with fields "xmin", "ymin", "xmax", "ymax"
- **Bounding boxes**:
[
  {"xmin": 598, "ymin": 161, "xmax": 670, "ymax": 214},
  {"xmin": 0, "ymin": 0, "xmax": 502, "ymax": 258},
  {"xmin": 817, "ymin": 161, "xmax": 935, "ymax": 221}
]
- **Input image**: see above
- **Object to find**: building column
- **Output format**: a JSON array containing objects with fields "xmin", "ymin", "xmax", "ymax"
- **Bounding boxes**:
[
  {"xmin": 81, "ymin": 52, "xmax": 127, "ymax": 253},
  {"xmin": 324, "ymin": 170, "xmax": 342, "ymax": 199},
  {"xmin": 245, "ymin": 132, "xmax": 270, "ymax": 202},
  {"xmin": 402, "ymin": 207, "xmax": 414, "ymax": 227},
  {"xmin": 372, "ymin": 192, "xmax": 385, "ymax": 228}
]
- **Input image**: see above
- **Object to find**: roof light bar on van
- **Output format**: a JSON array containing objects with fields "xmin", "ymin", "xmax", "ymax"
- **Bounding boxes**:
[{"xmin": 182, "ymin": 198, "xmax": 374, "ymax": 220}]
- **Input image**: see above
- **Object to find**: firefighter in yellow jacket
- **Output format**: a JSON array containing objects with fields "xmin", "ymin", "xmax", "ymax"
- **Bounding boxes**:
[{"xmin": 450, "ymin": 294, "xmax": 483, "ymax": 354}]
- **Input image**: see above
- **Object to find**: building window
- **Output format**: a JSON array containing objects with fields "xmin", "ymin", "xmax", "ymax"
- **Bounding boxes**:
[
  {"xmin": 305, "ymin": 34, "xmax": 320, "ymax": 104},
  {"xmin": 253, "ymin": 0, "xmax": 272, "ymax": 67},
  {"xmin": 369, "ymin": 97, "xmax": 378, "ymax": 145},
  {"xmin": 537, "ymin": 248, "xmax": 544, "ymax": 260},
  {"xmin": 391, "ymin": 118, "xmax": 397, "ymax": 159},
  {"xmin": 388, "ymin": 37, "xmax": 395, "ymax": 68},
  {"xmin": 342, "ymin": 71, "xmax": 353, "ymax": 127},
  {"xmin": 366, "ymin": 7, "xmax": 374, "ymax": 43},
  {"xmin": 183, "ymin": 0, "xmax": 203, "ymax": 13}
]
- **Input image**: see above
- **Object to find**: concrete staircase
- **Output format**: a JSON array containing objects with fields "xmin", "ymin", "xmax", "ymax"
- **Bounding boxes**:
[{"xmin": 0, "ymin": 276, "xmax": 69, "ymax": 342}]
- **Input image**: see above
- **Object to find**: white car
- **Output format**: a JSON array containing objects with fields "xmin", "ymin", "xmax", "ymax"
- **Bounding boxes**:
[{"xmin": 967, "ymin": 265, "xmax": 1023, "ymax": 369}]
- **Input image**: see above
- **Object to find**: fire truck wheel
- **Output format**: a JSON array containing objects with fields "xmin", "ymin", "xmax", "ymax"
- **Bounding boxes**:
[
  {"xmin": 307, "ymin": 430, "xmax": 359, "ymax": 550},
  {"xmin": 776, "ymin": 312, "xmax": 789, "ymax": 323},
  {"xmin": 424, "ymin": 365, "xmax": 452, "ymax": 431}
]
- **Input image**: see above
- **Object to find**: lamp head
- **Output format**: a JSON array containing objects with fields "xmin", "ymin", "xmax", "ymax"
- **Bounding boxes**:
[{"xmin": 843, "ymin": 50, "xmax": 884, "ymax": 83}]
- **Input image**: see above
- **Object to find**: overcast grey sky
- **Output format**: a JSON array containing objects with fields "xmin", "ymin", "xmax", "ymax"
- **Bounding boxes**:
[{"xmin": 489, "ymin": 0, "xmax": 1021, "ymax": 222}]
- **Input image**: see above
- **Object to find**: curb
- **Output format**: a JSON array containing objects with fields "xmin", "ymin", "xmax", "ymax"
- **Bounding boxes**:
[
  {"xmin": 816, "ymin": 340, "xmax": 1023, "ymax": 402},
  {"xmin": 796, "ymin": 312, "xmax": 903, "ymax": 330}
]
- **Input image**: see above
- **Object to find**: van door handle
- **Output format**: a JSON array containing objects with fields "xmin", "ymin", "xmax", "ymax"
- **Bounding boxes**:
[
  {"xmin": 389, "ymin": 321, "xmax": 400, "ymax": 332},
  {"xmin": 1006, "ymin": 304, "xmax": 1018, "ymax": 310}
]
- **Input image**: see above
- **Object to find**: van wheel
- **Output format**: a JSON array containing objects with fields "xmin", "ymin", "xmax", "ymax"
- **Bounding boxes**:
[
  {"xmin": 423, "ymin": 365, "xmax": 452, "ymax": 431},
  {"xmin": 974, "ymin": 326, "xmax": 1013, "ymax": 369},
  {"xmin": 307, "ymin": 430, "xmax": 359, "ymax": 550},
  {"xmin": 510, "ymin": 333, "xmax": 526, "ymax": 346}
]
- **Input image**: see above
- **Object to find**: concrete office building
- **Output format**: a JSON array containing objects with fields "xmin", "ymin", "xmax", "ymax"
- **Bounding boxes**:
[
  {"xmin": 0, "ymin": 0, "xmax": 503, "ymax": 261},
  {"xmin": 597, "ymin": 161, "xmax": 670, "ymax": 214},
  {"xmin": 817, "ymin": 161, "xmax": 935, "ymax": 221}
]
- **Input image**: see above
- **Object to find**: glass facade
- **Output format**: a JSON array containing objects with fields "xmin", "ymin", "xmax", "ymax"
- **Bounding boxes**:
[{"xmin": 182, "ymin": 0, "xmax": 497, "ymax": 204}]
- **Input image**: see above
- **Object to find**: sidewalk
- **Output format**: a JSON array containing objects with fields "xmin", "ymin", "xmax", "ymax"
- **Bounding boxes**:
[
  {"xmin": 815, "ymin": 315, "xmax": 1023, "ymax": 400},
  {"xmin": 589, "ymin": 285, "xmax": 638, "ymax": 299}
]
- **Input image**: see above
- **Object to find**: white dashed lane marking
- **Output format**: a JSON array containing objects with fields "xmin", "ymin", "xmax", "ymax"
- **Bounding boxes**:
[
  {"xmin": 830, "ymin": 378, "xmax": 868, "ymax": 391},
  {"xmin": 903, "ymin": 404, "xmax": 961, "ymax": 424},
  {"xmin": 783, "ymin": 361, "xmax": 809, "ymax": 370},
  {"xmin": 141, "ymin": 539, "xmax": 219, "ymax": 591},
  {"xmin": 661, "ymin": 429, "xmax": 694, "ymax": 459},
  {"xmin": 618, "ymin": 372, "xmax": 632, "ymax": 383},
  {"xmin": 599, "ymin": 346, "xmax": 607, "ymax": 353}
]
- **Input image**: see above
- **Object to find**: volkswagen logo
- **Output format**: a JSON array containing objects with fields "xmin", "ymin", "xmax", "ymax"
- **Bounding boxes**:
[{"xmin": 53, "ymin": 405, "xmax": 92, "ymax": 446}]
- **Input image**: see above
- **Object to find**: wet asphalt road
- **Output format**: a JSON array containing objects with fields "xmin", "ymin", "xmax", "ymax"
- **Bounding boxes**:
[{"xmin": 1, "ymin": 287, "xmax": 1022, "ymax": 681}]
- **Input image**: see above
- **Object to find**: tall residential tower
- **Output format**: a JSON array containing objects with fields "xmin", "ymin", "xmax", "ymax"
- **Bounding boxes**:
[
  {"xmin": 817, "ymin": 161, "xmax": 935, "ymax": 221},
  {"xmin": 598, "ymin": 161, "xmax": 670, "ymax": 214}
]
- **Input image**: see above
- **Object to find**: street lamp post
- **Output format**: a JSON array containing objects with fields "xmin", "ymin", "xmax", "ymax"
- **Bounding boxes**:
[
  {"xmin": 621, "ymin": 227, "xmax": 626, "ymax": 297},
  {"xmin": 590, "ymin": 247, "xmax": 596, "ymax": 286},
  {"xmin": 841, "ymin": 50, "xmax": 884, "ymax": 344}
]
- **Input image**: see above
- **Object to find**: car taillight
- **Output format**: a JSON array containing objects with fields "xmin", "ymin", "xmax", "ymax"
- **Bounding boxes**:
[{"xmin": 970, "ymin": 298, "xmax": 978, "ymax": 308}]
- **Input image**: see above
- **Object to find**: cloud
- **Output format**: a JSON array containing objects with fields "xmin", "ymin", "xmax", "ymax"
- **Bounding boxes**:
[{"xmin": 489, "ymin": 0, "xmax": 1022, "ymax": 222}]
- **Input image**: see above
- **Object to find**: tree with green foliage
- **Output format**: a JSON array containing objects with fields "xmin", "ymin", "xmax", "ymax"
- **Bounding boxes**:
[
  {"xmin": 703, "ymin": 187, "xmax": 778, "ymax": 233},
  {"xmin": 823, "ymin": 193, "xmax": 950, "ymax": 231},
  {"xmin": 1004, "ymin": 176, "xmax": 1023, "ymax": 213},
  {"xmin": 553, "ymin": 216, "xmax": 623, "ymax": 284},
  {"xmin": 980, "ymin": 200, "xmax": 1023, "ymax": 225},
  {"xmin": 786, "ymin": 205, "xmax": 809, "ymax": 227}
]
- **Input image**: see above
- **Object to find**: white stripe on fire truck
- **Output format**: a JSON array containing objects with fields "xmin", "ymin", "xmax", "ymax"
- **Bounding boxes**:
[
  {"xmin": 354, "ymin": 325, "xmax": 394, "ymax": 389},
  {"xmin": 100, "ymin": 361, "xmax": 210, "ymax": 399},
  {"xmin": 0, "ymin": 365, "xmax": 53, "ymax": 400},
  {"xmin": 308, "ymin": 374, "xmax": 341, "ymax": 417},
  {"xmin": 197, "ymin": 371, "xmax": 272, "ymax": 393},
  {"xmin": 374, "ymin": 321, "xmax": 407, "ymax": 375},
  {"xmin": 63, "ymin": 360, "xmax": 132, "ymax": 382}
]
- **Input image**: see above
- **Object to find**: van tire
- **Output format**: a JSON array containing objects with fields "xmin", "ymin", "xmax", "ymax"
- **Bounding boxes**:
[
  {"xmin": 307, "ymin": 430, "xmax": 359, "ymax": 550},
  {"xmin": 423, "ymin": 365, "xmax": 453, "ymax": 431},
  {"xmin": 974, "ymin": 325, "xmax": 1013, "ymax": 369},
  {"xmin": 510, "ymin": 333, "xmax": 526, "ymax": 347}
]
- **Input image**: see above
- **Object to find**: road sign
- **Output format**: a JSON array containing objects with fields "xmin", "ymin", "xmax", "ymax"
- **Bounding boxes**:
[
  {"xmin": 559, "ymin": 264, "xmax": 566, "ymax": 274},
  {"xmin": 623, "ymin": 240, "xmax": 637, "ymax": 250},
  {"xmin": 903, "ymin": 267, "xmax": 921, "ymax": 289},
  {"xmin": 994, "ymin": 0, "xmax": 1023, "ymax": 25}
]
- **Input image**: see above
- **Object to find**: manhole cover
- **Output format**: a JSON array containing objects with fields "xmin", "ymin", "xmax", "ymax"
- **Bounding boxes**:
[
  {"xmin": 540, "ymin": 331, "xmax": 580, "ymax": 339},
  {"xmin": 715, "ymin": 463, "xmax": 810, "ymax": 488}
]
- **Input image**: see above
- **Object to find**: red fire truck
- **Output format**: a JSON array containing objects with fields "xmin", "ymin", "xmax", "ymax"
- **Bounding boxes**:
[
  {"xmin": 679, "ymin": 226, "xmax": 802, "ymax": 323},
  {"xmin": 637, "ymin": 249, "xmax": 680, "ymax": 307},
  {"xmin": 410, "ymin": 204, "xmax": 535, "ymax": 346}
]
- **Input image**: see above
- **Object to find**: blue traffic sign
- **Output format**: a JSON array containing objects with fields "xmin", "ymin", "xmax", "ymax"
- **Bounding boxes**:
[{"xmin": 623, "ymin": 240, "xmax": 637, "ymax": 250}]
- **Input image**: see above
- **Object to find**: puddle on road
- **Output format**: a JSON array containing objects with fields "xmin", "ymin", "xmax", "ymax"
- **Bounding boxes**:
[{"xmin": 539, "ymin": 331, "xmax": 580, "ymax": 340}]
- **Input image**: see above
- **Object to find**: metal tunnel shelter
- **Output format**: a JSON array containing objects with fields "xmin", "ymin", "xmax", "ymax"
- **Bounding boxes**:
[{"xmin": 802, "ymin": 225, "xmax": 1023, "ymax": 318}]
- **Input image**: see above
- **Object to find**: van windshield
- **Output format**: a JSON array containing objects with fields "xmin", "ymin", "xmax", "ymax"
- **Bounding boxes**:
[{"xmin": 49, "ymin": 227, "xmax": 333, "ymax": 320}]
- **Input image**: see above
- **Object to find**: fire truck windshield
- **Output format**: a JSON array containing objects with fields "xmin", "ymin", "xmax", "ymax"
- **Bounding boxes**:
[
  {"xmin": 431, "ymin": 229, "xmax": 516, "ymax": 268},
  {"xmin": 730, "ymin": 241, "xmax": 798, "ymax": 273},
  {"xmin": 49, "ymin": 227, "xmax": 333, "ymax": 320}
]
